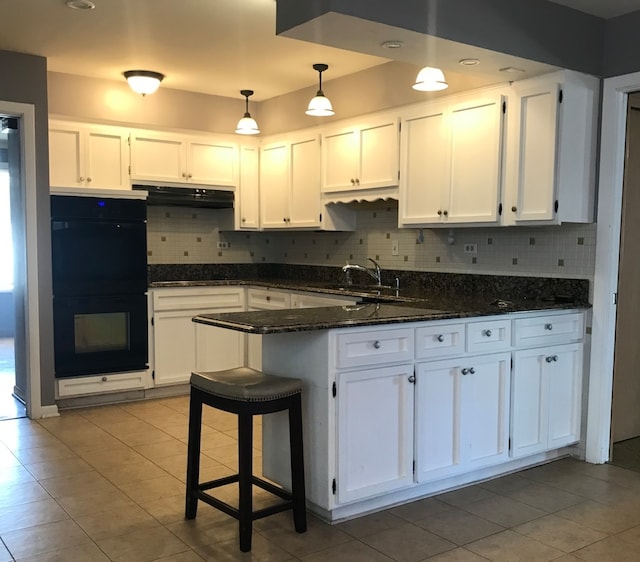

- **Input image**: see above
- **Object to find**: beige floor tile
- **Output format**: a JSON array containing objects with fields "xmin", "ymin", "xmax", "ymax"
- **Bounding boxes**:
[
  {"xmin": 38, "ymin": 469, "xmax": 116, "ymax": 498},
  {"xmin": 150, "ymin": 551, "xmax": 207, "ymax": 562},
  {"xmin": 139, "ymin": 493, "xmax": 189, "ymax": 525},
  {"xmin": 202, "ymin": 408, "xmax": 237, "ymax": 432},
  {"xmin": 196, "ymin": 534, "xmax": 294, "ymax": 561},
  {"xmin": 463, "ymin": 494, "xmax": 546, "ymax": 528},
  {"xmin": 98, "ymin": 458, "xmax": 170, "ymax": 486},
  {"xmin": 436, "ymin": 485, "xmax": 498, "ymax": 507},
  {"xmin": 24, "ymin": 455, "xmax": 94, "ymax": 480},
  {"xmin": 0, "ymin": 464, "xmax": 36, "ymax": 485},
  {"xmin": 0, "ymin": 431, "xmax": 63, "ymax": 452},
  {"xmin": 11, "ymin": 442, "xmax": 77, "ymax": 465},
  {"xmin": 199, "ymin": 428, "xmax": 239, "ymax": 449},
  {"xmin": 389, "ymin": 497, "xmax": 451, "ymax": 522},
  {"xmin": 425, "ymin": 548, "xmax": 493, "ymax": 561},
  {"xmin": 97, "ymin": 525, "xmax": 191, "ymax": 561},
  {"xmin": 153, "ymin": 451, "xmax": 229, "ymax": 483},
  {"xmin": 554, "ymin": 499, "xmax": 640, "ymax": 534},
  {"xmin": 115, "ymin": 426, "xmax": 177, "ymax": 447},
  {"xmin": 465, "ymin": 529, "xmax": 564, "ymax": 562},
  {"xmin": 0, "ymin": 480, "xmax": 50, "ymax": 509},
  {"xmin": 78, "ymin": 444, "xmax": 149, "ymax": 469},
  {"xmin": 336, "ymin": 510, "xmax": 405, "ymax": 539},
  {"xmin": 259, "ymin": 514, "xmax": 352, "ymax": 559},
  {"xmin": 133, "ymin": 437, "xmax": 188, "ymax": 462},
  {"xmin": 0, "ymin": 498, "xmax": 69, "ymax": 533},
  {"xmin": 416, "ymin": 506, "xmax": 504, "ymax": 545},
  {"xmin": 159, "ymin": 422, "xmax": 190, "ymax": 441},
  {"xmin": 514, "ymin": 513, "xmax": 607, "ymax": 552},
  {"xmin": 117, "ymin": 473, "xmax": 185, "ymax": 503},
  {"xmin": 505, "ymin": 481, "xmax": 584, "ymax": 512},
  {"xmin": 0, "ymin": 445, "xmax": 20, "ymax": 469},
  {"xmin": 1, "ymin": 518, "xmax": 91, "ymax": 559},
  {"xmin": 301, "ymin": 539, "xmax": 394, "ymax": 561},
  {"xmin": 57, "ymin": 486, "xmax": 137, "ymax": 518},
  {"xmin": 360, "ymin": 522, "xmax": 456, "ymax": 562},
  {"xmin": 0, "ymin": 542, "xmax": 12, "ymax": 562},
  {"xmin": 572, "ymin": 535, "xmax": 640, "ymax": 561},
  {"xmin": 479, "ymin": 473, "xmax": 532, "ymax": 495},
  {"xmin": 74, "ymin": 503, "xmax": 160, "ymax": 540},
  {"xmin": 14, "ymin": 541, "xmax": 111, "ymax": 562},
  {"xmin": 166, "ymin": 516, "xmax": 240, "ymax": 548},
  {"xmin": 99, "ymin": 418, "xmax": 158, "ymax": 438}
]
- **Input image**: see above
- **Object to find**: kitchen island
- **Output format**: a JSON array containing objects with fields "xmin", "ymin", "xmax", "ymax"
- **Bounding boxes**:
[{"xmin": 194, "ymin": 302, "xmax": 587, "ymax": 522}]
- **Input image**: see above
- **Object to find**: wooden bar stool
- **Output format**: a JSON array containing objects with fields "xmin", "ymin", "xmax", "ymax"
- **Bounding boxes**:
[{"xmin": 185, "ymin": 366, "xmax": 307, "ymax": 552}]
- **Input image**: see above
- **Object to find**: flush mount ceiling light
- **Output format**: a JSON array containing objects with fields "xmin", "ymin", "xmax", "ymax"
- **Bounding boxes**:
[
  {"xmin": 235, "ymin": 90, "xmax": 260, "ymax": 135},
  {"xmin": 459, "ymin": 58, "xmax": 480, "ymax": 67},
  {"xmin": 412, "ymin": 66, "xmax": 449, "ymax": 92},
  {"xmin": 66, "ymin": 0, "xmax": 95, "ymax": 9},
  {"xmin": 381, "ymin": 40, "xmax": 403, "ymax": 49},
  {"xmin": 306, "ymin": 63, "xmax": 335, "ymax": 117},
  {"xmin": 123, "ymin": 70, "xmax": 165, "ymax": 96}
]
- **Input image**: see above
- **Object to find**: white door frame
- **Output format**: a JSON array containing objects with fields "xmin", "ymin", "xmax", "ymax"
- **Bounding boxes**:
[
  {"xmin": 1, "ymin": 101, "xmax": 43, "ymax": 419},
  {"xmin": 586, "ymin": 72, "xmax": 640, "ymax": 463}
]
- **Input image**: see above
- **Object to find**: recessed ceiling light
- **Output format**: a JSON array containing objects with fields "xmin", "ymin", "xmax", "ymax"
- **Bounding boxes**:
[
  {"xmin": 381, "ymin": 40, "xmax": 403, "ymax": 49},
  {"xmin": 459, "ymin": 58, "xmax": 480, "ymax": 67},
  {"xmin": 66, "ymin": 0, "xmax": 95, "ymax": 10},
  {"xmin": 500, "ymin": 66, "xmax": 526, "ymax": 74}
]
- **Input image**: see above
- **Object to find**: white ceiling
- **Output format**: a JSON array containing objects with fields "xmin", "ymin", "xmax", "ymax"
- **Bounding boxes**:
[{"xmin": 0, "ymin": 0, "xmax": 639, "ymax": 101}]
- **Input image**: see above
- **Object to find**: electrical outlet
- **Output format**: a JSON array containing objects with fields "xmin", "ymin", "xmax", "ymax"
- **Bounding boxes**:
[
  {"xmin": 391, "ymin": 239, "xmax": 399, "ymax": 256},
  {"xmin": 217, "ymin": 241, "xmax": 229, "ymax": 249},
  {"xmin": 463, "ymin": 243, "xmax": 477, "ymax": 254}
]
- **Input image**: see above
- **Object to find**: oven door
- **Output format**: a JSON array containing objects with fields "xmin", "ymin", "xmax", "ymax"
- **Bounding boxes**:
[{"xmin": 53, "ymin": 294, "xmax": 149, "ymax": 378}]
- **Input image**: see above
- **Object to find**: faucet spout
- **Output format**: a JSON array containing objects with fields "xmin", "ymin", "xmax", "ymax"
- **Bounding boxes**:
[{"xmin": 341, "ymin": 258, "xmax": 382, "ymax": 286}]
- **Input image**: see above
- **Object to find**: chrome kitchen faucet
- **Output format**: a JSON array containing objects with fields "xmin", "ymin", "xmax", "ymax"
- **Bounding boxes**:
[{"xmin": 342, "ymin": 258, "xmax": 382, "ymax": 286}]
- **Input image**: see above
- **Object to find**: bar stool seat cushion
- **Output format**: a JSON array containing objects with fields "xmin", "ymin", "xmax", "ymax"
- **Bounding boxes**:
[{"xmin": 190, "ymin": 367, "xmax": 302, "ymax": 402}]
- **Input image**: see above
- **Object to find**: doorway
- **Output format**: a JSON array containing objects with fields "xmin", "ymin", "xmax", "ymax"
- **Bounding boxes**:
[{"xmin": 609, "ymin": 93, "xmax": 640, "ymax": 471}]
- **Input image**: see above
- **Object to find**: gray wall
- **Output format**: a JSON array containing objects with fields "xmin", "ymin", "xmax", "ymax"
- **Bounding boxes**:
[{"xmin": 0, "ymin": 49, "xmax": 55, "ymax": 408}]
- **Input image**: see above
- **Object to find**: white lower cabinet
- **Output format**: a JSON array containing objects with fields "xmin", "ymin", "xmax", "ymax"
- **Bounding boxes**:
[
  {"xmin": 415, "ymin": 352, "xmax": 511, "ymax": 482},
  {"xmin": 151, "ymin": 287, "xmax": 245, "ymax": 386},
  {"xmin": 336, "ymin": 364, "xmax": 415, "ymax": 503},
  {"xmin": 510, "ymin": 342, "xmax": 583, "ymax": 458}
]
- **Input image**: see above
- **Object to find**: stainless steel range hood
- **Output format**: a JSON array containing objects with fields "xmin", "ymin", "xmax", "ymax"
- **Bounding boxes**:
[{"xmin": 132, "ymin": 184, "xmax": 234, "ymax": 209}]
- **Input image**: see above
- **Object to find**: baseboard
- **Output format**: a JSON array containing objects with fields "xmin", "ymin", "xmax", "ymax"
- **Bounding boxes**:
[{"xmin": 39, "ymin": 404, "xmax": 60, "ymax": 418}]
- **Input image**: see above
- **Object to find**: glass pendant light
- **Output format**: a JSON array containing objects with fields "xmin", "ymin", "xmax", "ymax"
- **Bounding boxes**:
[
  {"xmin": 412, "ymin": 66, "xmax": 449, "ymax": 92},
  {"xmin": 235, "ymin": 90, "xmax": 260, "ymax": 135},
  {"xmin": 123, "ymin": 70, "xmax": 165, "ymax": 96},
  {"xmin": 306, "ymin": 63, "xmax": 335, "ymax": 116}
]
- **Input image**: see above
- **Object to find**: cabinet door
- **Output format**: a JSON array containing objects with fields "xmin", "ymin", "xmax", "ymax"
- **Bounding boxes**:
[
  {"xmin": 547, "ymin": 343, "xmax": 583, "ymax": 449},
  {"xmin": 195, "ymin": 323, "xmax": 245, "ymax": 372},
  {"xmin": 337, "ymin": 364, "xmax": 414, "ymax": 504},
  {"xmin": 447, "ymin": 94, "xmax": 503, "ymax": 224},
  {"xmin": 398, "ymin": 104, "xmax": 449, "ymax": 225},
  {"xmin": 49, "ymin": 125, "xmax": 84, "ymax": 187},
  {"xmin": 260, "ymin": 141, "xmax": 290, "ymax": 228},
  {"xmin": 509, "ymin": 78, "xmax": 560, "ymax": 223},
  {"xmin": 358, "ymin": 118, "xmax": 399, "ymax": 190},
  {"xmin": 153, "ymin": 310, "xmax": 197, "ymax": 385},
  {"xmin": 85, "ymin": 127, "xmax": 130, "ymax": 190},
  {"xmin": 237, "ymin": 145, "xmax": 260, "ymax": 229},
  {"xmin": 289, "ymin": 136, "xmax": 321, "ymax": 228},
  {"xmin": 187, "ymin": 138, "xmax": 238, "ymax": 187},
  {"xmin": 246, "ymin": 289, "xmax": 291, "ymax": 370},
  {"xmin": 130, "ymin": 131, "xmax": 186, "ymax": 183},
  {"xmin": 321, "ymin": 128, "xmax": 358, "ymax": 192},
  {"xmin": 461, "ymin": 352, "xmax": 511, "ymax": 470}
]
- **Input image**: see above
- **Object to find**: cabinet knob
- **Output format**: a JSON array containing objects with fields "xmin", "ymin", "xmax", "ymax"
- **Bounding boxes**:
[
  {"xmin": 86, "ymin": 177, "xmax": 92, "ymax": 183},
  {"xmin": 461, "ymin": 368, "xmax": 469, "ymax": 375},
  {"xmin": 544, "ymin": 323, "xmax": 553, "ymax": 331},
  {"xmin": 436, "ymin": 334, "xmax": 444, "ymax": 343},
  {"xmin": 470, "ymin": 367, "xmax": 475, "ymax": 374},
  {"xmin": 266, "ymin": 296, "xmax": 271, "ymax": 301},
  {"xmin": 546, "ymin": 355, "xmax": 554, "ymax": 363},
  {"xmin": 355, "ymin": 178, "xmax": 360, "ymax": 185},
  {"xmin": 408, "ymin": 375, "xmax": 416, "ymax": 384},
  {"xmin": 79, "ymin": 176, "xmax": 85, "ymax": 182},
  {"xmin": 182, "ymin": 172, "xmax": 187, "ymax": 178},
  {"xmin": 350, "ymin": 178, "xmax": 355, "ymax": 185},
  {"xmin": 553, "ymin": 355, "xmax": 558, "ymax": 362},
  {"xmin": 437, "ymin": 210, "xmax": 443, "ymax": 216},
  {"xmin": 443, "ymin": 210, "xmax": 448, "ymax": 216},
  {"xmin": 283, "ymin": 218, "xmax": 287, "ymax": 223},
  {"xmin": 511, "ymin": 206, "xmax": 517, "ymax": 212},
  {"xmin": 241, "ymin": 217, "xmax": 246, "ymax": 223},
  {"xmin": 188, "ymin": 173, "xmax": 193, "ymax": 179},
  {"xmin": 483, "ymin": 329, "xmax": 492, "ymax": 337},
  {"xmin": 101, "ymin": 376, "xmax": 107, "ymax": 382},
  {"xmin": 373, "ymin": 340, "xmax": 381, "ymax": 349}
]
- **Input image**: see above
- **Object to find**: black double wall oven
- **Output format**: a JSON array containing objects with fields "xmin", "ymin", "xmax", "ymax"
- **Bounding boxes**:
[{"xmin": 51, "ymin": 195, "xmax": 149, "ymax": 378}]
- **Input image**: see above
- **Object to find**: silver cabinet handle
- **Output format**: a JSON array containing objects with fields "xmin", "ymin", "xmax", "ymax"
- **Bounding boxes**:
[
  {"xmin": 461, "ymin": 368, "xmax": 469, "ymax": 375},
  {"xmin": 545, "ymin": 355, "xmax": 559, "ymax": 363},
  {"xmin": 408, "ymin": 375, "xmax": 416, "ymax": 384},
  {"xmin": 436, "ymin": 334, "xmax": 444, "ymax": 343},
  {"xmin": 483, "ymin": 329, "xmax": 492, "ymax": 337},
  {"xmin": 544, "ymin": 323, "xmax": 553, "ymax": 331},
  {"xmin": 373, "ymin": 340, "xmax": 381, "ymax": 349},
  {"xmin": 101, "ymin": 376, "xmax": 107, "ymax": 382},
  {"xmin": 470, "ymin": 367, "xmax": 475, "ymax": 374},
  {"xmin": 552, "ymin": 355, "xmax": 558, "ymax": 362}
]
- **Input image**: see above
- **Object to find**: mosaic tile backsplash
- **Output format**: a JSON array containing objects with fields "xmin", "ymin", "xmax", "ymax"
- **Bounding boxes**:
[{"xmin": 146, "ymin": 202, "xmax": 596, "ymax": 281}]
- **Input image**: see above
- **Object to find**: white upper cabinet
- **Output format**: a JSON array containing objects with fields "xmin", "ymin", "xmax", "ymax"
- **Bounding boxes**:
[
  {"xmin": 236, "ymin": 143, "xmax": 260, "ymax": 229},
  {"xmin": 503, "ymin": 70, "xmax": 599, "ymax": 225},
  {"xmin": 130, "ymin": 129, "xmax": 239, "ymax": 188},
  {"xmin": 49, "ymin": 121, "xmax": 130, "ymax": 190},
  {"xmin": 260, "ymin": 131, "xmax": 322, "ymax": 229},
  {"xmin": 321, "ymin": 113, "xmax": 400, "ymax": 200},
  {"xmin": 399, "ymin": 89, "xmax": 506, "ymax": 227}
]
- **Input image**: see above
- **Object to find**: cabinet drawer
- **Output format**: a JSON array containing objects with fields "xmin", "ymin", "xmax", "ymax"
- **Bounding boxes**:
[
  {"xmin": 415, "ymin": 323, "xmax": 465, "ymax": 359},
  {"xmin": 247, "ymin": 288, "xmax": 291, "ymax": 310},
  {"xmin": 337, "ymin": 328, "xmax": 413, "ymax": 369},
  {"xmin": 152, "ymin": 287, "xmax": 245, "ymax": 311},
  {"xmin": 57, "ymin": 371, "xmax": 148, "ymax": 397},
  {"xmin": 467, "ymin": 319, "xmax": 511, "ymax": 353},
  {"xmin": 514, "ymin": 312, "xmax": 584, "ymax": 347}
]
